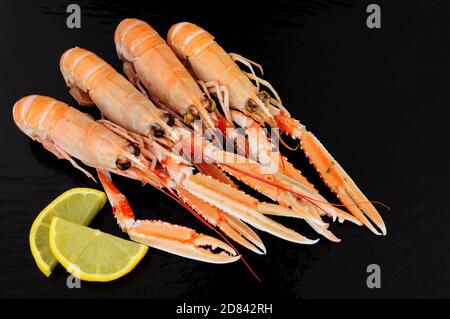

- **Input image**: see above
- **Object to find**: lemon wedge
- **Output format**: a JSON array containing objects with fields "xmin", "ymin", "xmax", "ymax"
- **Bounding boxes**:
[{"xmin": 49, "ymin": 217, "xmax": 148, "ymax": 282}]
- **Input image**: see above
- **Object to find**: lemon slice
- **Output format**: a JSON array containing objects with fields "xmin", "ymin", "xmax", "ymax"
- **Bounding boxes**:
[
  {"xmin": 49, "ymin": 217, "xmax": 148, "ymax": 282},
  {"xmin": 29, "ymin": 188, "xmax": 107, "ymax": 277}
]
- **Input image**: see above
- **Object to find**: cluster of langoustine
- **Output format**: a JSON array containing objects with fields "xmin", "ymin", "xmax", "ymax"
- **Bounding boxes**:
[{"xmin": 13, "ymin": 19, "xmax": 386, "ymax": 267}]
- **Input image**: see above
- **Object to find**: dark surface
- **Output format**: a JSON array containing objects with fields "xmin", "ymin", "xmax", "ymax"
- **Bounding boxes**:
[{"xmin": 0, "ymin": 0, "xmax": 449, "ymax": 299}]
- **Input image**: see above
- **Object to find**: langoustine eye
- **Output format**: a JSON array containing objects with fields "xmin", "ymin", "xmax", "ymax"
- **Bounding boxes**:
[
  {"xmin": 246, "ymin": 99, "xmax": 259, "ymax": 112},
  {"xmin": 184, "ymin": 105, "xmax": 200, "ymax": 122},
  {"xmin": 205, "ymin": 98, "xmax": 216, "ymax": 113},
  {"xmin": 150, "ymin": 123, "xmax": 165, "ymax": 137},
  {"xmin": 162, "ymin": 113, "xmax": 175, "ymax": 126},
  {"xmin": 257, "ymin": 91, "xmax": 271, "ymax": 104},
  {"xmin": 116, "ymin": 156, "xmax": 131, "ymax": 170},
  {"xmin": 126, "ymin": 143, "xmax": 140, "ymax": 156}
]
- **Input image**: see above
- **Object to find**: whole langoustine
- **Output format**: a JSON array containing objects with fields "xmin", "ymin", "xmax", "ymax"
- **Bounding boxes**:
[
  {"xmin": 13, "ymin": 95, "xmax": 240, "ymax": 263},
  {"xmin": 167, "ymin": 22, "xmax": 386, "ymax": 235}
]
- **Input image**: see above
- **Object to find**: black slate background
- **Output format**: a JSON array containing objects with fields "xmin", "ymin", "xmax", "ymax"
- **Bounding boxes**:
[{"xmin": 0, "ymin": 0, "xmax": 449, "ymax": 299}]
